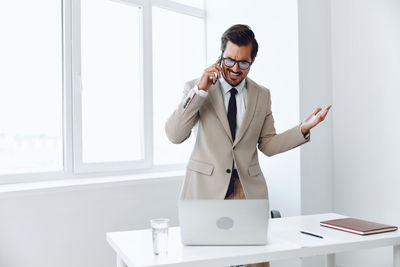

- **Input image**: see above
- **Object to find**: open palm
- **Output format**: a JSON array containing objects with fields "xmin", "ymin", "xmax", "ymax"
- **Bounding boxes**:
[{"xmin": 301, "ymin": 105, "xmax": 332, "ymax": 134}]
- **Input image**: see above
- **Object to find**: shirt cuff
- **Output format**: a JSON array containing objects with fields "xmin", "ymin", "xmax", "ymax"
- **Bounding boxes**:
[
  {"xmin": 303, "ymin": 131, "xmax": 310, "ymax": 140},
  {"xmin": 193, "ymin": 85, "xmax": 208, "ymax": 98},
  {"xmin": 300, "ymin": 123, "xmax": 310, "ymax": 140}
]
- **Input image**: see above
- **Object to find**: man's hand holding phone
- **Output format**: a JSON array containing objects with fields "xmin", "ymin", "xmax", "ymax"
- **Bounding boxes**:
[{"xmin": 197, "ymin": 58, "xmax": 223, "ymax": 92}]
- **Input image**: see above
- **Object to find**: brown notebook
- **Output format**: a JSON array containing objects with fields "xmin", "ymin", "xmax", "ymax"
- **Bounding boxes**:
[{"xmin": 320, "ymin": 218, "xmax": 398, "ymax": 235}]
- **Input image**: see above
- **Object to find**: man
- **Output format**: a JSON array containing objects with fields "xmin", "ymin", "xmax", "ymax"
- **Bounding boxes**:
[{"xmin": 165, "ymin": 24, "xmax": 330, "ymax": 266}]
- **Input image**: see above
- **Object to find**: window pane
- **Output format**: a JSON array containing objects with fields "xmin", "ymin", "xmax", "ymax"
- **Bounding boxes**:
[
  {"xmin": 152, "ymin": 7, "xmax": 205, "ymax": 165},
  {"xmin": 172, "ymin": 0, "xmax": 204, "ymax": 8},
  {"xmin": 81, "ymin": 0, "xmax": 142, "ymax": 163},
  {"xmin": 0, "ymin": 0, "xmax": 63, "ymax": 174}
]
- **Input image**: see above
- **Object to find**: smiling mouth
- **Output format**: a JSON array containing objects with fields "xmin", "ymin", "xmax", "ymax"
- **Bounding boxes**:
[{"xmin": 229, "ymin": 70, "xmax": 242, "ymax": 78}]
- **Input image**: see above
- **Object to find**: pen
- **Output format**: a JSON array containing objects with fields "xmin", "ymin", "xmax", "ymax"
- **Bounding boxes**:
[{"xmin": 300, "ymin": 230, "xmax": 324, "ymax": 239}]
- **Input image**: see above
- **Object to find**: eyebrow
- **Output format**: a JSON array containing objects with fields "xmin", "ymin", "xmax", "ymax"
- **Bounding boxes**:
[{"xmin": 224, "ymin": 56, "xmax": 251, "ymax": 62}]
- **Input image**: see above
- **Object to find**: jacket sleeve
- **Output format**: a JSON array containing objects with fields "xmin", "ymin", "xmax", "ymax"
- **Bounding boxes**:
[
  {"xmin": 165, "ymin": 80, "xmax": 207, "ymax": 144},
  {"xmin": 257, "ymin": 89, "xmax": 309, "ymax": 156}
]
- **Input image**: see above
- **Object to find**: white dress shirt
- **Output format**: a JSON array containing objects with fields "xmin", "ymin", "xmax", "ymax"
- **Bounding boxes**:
[{"xmin": 218, "ymin": 77, "xmax": 247, "ymax": 135}]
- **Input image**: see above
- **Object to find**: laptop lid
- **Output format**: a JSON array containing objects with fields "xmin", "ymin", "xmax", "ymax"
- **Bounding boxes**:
[{"xmin": 178, "ymin": 199, "xmax": 269, "ymax": 245}]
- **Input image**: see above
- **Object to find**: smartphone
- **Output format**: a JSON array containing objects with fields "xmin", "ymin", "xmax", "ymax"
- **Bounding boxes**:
[{"xmin": 213, "ymin": 50, "xmax": 224, "ymax": 85}]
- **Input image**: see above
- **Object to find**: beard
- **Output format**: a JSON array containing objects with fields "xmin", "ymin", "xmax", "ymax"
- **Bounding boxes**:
[{"xmin": 223, "ymin": 67, "xmax": 246, "ymax": 86}]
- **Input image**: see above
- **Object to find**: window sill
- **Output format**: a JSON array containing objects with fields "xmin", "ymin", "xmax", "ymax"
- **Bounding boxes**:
[{"xmin": 0, "ymin": 170, "xmax": 185, "ymax": 196}]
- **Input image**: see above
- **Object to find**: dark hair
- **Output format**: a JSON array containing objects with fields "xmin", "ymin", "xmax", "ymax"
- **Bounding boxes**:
[{"xmin": 221, "ymin": 24, "xmax": 258, "ymax": 61}]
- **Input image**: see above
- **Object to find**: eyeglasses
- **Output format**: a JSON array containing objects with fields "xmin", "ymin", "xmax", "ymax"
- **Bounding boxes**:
[{"xmin": 222, "ymin": 57, "xmax": 252, "ymax": 70}]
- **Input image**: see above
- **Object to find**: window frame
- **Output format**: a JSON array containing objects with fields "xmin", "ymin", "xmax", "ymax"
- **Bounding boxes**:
[
  {"xmin": 0, "ymin": 0, "xmax": 206, "ymax": 184},
  {"xmin": 71, "ymin": 0, "xmax": 152, "ymax": 173}
]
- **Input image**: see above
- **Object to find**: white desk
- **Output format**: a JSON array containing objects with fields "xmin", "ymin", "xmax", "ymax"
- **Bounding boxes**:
[{"xmin": 106, "ymin": 213, "xmax": 400, "ymax": 267}]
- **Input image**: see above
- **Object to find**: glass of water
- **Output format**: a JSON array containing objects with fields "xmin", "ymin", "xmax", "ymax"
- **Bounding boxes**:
[{"xmin": 150, "ymin": 218, "xmax": 169, "ymax": 255}]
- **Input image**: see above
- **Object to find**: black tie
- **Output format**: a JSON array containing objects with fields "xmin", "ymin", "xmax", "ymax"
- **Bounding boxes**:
[
  {"xmin": 225, "ymin": 88, "xmax": 238, "ymax": 198},
  {"xmin": 227, "ymin": 88, "xmax": 237, "ymax": 141}
]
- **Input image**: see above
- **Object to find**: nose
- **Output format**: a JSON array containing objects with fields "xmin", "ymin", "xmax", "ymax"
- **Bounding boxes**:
[{"xmin": 231, "ymin": 62, "xmax": 240, "ymax": 72}]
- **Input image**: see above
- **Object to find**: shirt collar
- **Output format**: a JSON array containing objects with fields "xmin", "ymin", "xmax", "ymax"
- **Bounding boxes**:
[{"xmin": 220, "ymin": 76, "xmax": 246, "ymax": 95}]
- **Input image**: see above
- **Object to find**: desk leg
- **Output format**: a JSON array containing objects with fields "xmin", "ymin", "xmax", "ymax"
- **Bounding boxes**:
[
  {"xmin": 325, "ymin": 254, "xmax": 335, "ymax": 267},
  {"xmin": 117, "ymin": 256, "xmax": 128, "ymax": 267},
  {"xmin": 394, "ymin": 245, "xmax": 400, "ymax": 267}
]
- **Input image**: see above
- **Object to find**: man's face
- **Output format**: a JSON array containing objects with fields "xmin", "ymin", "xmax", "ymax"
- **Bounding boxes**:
[{"xmin": 221, "ymin": 40, "xmax": 254, "ymax": 87}]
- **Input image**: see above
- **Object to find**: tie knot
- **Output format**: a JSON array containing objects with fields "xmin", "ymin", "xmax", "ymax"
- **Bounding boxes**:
[{"xmin": 230, "ymin": 88, "xmax": 237, "ymax": 95}]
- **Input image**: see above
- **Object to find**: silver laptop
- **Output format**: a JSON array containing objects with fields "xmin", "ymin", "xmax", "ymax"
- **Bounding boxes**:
[{"xmin": 178, "ymin": 199, "xmax": 269, "ymax": 245}]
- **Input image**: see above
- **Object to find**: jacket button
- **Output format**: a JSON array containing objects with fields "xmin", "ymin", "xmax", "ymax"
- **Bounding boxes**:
[{"xmin": 226, "ymin": 169, "xmax": 231, "ymax": 174}]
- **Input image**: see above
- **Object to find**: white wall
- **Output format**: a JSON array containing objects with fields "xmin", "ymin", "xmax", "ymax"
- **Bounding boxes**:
[
  {"xmin": 297, "ymin": 0, "xmax": 334, "ymax": 265},
  {"xmin": 298, "ymin": 0, "xmax": 333, "ymax": 215},
  {"xmin": 298, "ymin": 0, "xmax": 400, "ymax": 266},
  {"xmin": 331, "ymin": 0, "xmax": 400, "ymax": 266},
  {"xmin": 0, "ymin": 177, "xmax": 182, "ymax": 267}
]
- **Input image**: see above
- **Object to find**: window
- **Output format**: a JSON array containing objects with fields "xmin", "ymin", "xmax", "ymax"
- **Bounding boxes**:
[
  {"xmin": 0, "ymin": 0, "xmax": 63, "ymax": 175},
  {"xmin": 152, "ymin": 6, "xmax": 205, "ymax": 165},
  {"xmin": 0, "ymin": 0, "xmax": 205, "ymax": 182},
  {"xmin": 80, "ymin": 0, "xmax": 142, "ymax": 163}
]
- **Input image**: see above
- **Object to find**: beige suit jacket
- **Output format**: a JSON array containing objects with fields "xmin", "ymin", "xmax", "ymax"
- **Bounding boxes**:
[{"xmin": 165, "ymin": 77, "xmax": 309, "ymax": 200}]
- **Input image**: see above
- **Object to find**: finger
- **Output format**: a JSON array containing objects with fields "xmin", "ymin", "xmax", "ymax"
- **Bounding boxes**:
[
  {"xmin": 317, "ymin": 113, "xmax": 324, "ymax": 122},
  {"xmin": 213, "ymin": 71, "xmax": 219, "ymax": 79},
  {"xmin": 320, "ymin": 110, "xmax": 328, "ymax": 120},
  {"xmin": 205, "ymin": 69, "xmax": 215, "ymax": 79},
  {"xmin": 206, "ymin": 71, "xmax": 216, "ymax": 84},
  {"xmin": 313, "ymin": 107, "xmax": 322, "ymax": 115},
  {"xmin": 313, "ymin": 113, "xmax": 325, "ymax": 125},
  {"xmin": 209, "ymin": 66, "xmax": 222, "ymax": 79},
  {"xmin": 214, "ymin": 64, "xmax": 222, "ymax": 78},
  {"xmin": 217, "ymin": 65, "xmax": 224, "ymax": 79},
  {"xmin": 210, "ymin": 71, "xmax": 217, "ymax": 84},
  {"xmin": 208, "ymin": 74, "xmax": 216, "ymax": 84},
  {"xmin": 309, "ymin": 107, "xmax": 322, "ymax": 119},
  {"xmin": 206, "ymin": 62, "xmax": 221, "ymax": 71},
  {"xmin": 318, "ymin": 111, "xmax": 329, "ymax": 123},
  {"xmin": 305, "ymin": 108, "xmax": 320, "ymax": 121},
  {"xmin": 305, "ymin": 113, "xmax": 314, "ymax": 121},
  {"xmin": 215, "ymin": 58, "xmax": 221, "ymax": 65},
  {"xmin": 320, "ymin": 105, "xmax": 332, "ymax": 119},
  {"xmin": 211, "ymin": 71, "xmax": 218, "ymax": 80},
  {"xmin": 324, "ymin": 105, "xmax": 332, "ymax": 112}
]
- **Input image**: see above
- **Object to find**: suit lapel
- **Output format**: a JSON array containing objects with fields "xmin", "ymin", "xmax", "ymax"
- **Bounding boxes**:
[
  {"xmin": 233, "ymin": 78, "xmax": 258, "ymax": 146},
  {"xmin": 208, "ymin": 81, "xmax": 233, "ymax": 142}
]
